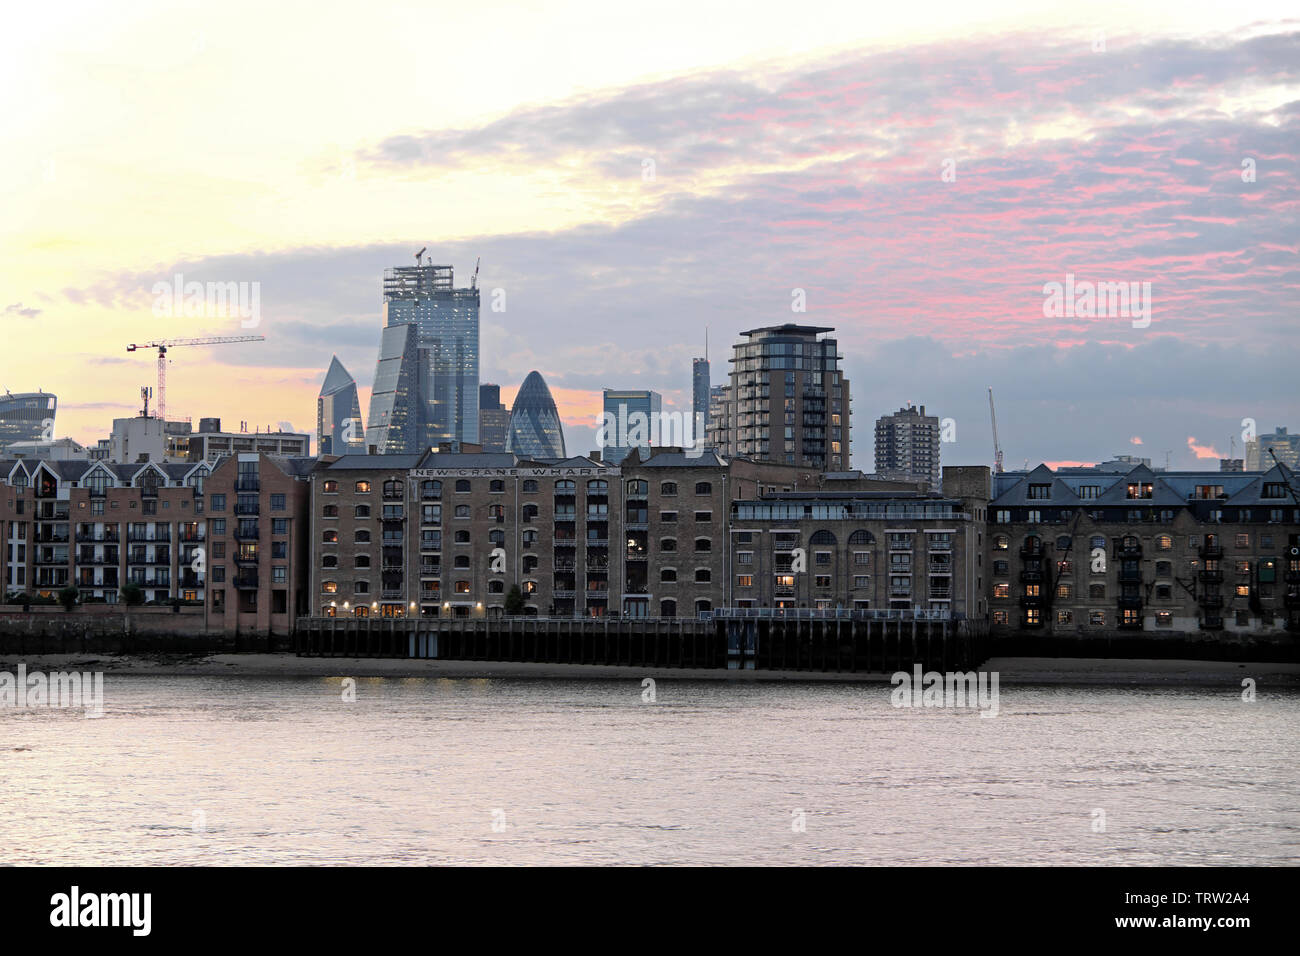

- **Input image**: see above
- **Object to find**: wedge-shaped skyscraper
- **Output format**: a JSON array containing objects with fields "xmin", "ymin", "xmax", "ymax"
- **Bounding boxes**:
[
  {"xmin": 506, "ymin": 371, "xmax": 566, "ymax": 459},
  {"xmin": 366, "ymin": 260, "xmax": 480, "ymax": 454},
  {"xmin": 317, "ymin": 356, "xmax": 365, "ymax": 456}
]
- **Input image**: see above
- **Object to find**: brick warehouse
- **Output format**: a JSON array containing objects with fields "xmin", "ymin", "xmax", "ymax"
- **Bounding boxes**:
[{"xmin": 986, "ymin": 462, "xmax": 1300, "ymax": 636}]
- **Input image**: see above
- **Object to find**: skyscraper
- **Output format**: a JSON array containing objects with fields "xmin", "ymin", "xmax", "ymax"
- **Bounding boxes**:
[
  {"xmin": 1246, "ymin": 427, "xmax": 1300, "ymax": 471},
  {"xmin": 601, "ymin": 389, "xmax": 662, "ymax": 464},
  {"xmin": 478, "ymin": 383, "xmax": 509, "ymax": 453},
  {"xmin": 0, "ymin": 391, "xmax": 56, "ymax": 445},
  {"xmin": 506, "ymin": 371, "xmax": 566, "ymax": 458},
  {"xmin": 874, "ymin": 404, "xmax": 941, "ymax": 488},
  {"xmin": 712, "ymin": 324, "xmax": 851, "ymax": 470},
  {"xmin": 317, "ymin": 356, "xmax": 364, "ymax": 456},
  {"xmin": 692, "ymin": 357, "xmax": 710, "ymax": 447},
  {"xmin": 365, "ymin": 259, "xmax": 479, "ymax": 454}
]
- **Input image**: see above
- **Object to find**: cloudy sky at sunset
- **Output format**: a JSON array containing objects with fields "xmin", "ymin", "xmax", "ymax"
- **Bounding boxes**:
[{"xmin": 2, "ymin": 1, "xmax": 1296, "ymax": 469}]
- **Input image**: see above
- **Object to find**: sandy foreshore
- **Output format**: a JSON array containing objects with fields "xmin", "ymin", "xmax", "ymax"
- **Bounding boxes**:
[{"xmin": 0, "ymin": 652, "xmax": 1297, "ymax": 686}]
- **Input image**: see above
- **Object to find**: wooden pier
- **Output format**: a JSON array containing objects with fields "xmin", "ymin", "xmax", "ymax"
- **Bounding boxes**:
[{"xmin": 295, "ymin": 613, "xmax": 989, "ymax": 674}]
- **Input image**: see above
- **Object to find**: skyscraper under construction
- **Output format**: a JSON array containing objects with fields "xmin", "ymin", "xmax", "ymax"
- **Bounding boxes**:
[{"xmin": 366, "ymin": 258, "xmax": 480, "ymax": 454}]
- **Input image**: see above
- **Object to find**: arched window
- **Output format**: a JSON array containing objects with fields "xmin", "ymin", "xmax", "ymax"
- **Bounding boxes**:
[
  {"xmin": 627, "ymin": 480, "xmax": 648, "ymax": 495},
  {"xmin": 695, "ymin": 598, "xmax": 712, "ymax": 613},
  {"xmin": 1056, "ymin": 535, "xmax": 1072, "ymax": 551},
  {"xmin": 695, "ymin": 568, "xmax": 711, "ymax": 583},
  {"xmin": 455, "ymin": 479, "xmax": 471, "ymax": 493},
  {"xmin": 488, "ymin": 504, "xmax": 504, "ymax": 519},
  {"xmin": 1090, "ymin": 536, "xmax": 1106, "ymax": 550},
  {"xmin": 454, "ymin": 530, "xmax": 470, "ymax": 543},
  {"xmin": 661, "ymin": 481, "xmax": 677, "ymax": 496},
  {"xmin": 555, "ymin": 480, "xmax": 575, "ymax": 493},
  {"xmin": 660, "ymin": 599, "xmax": 677, "ymax": 617},
  {"xmin": 354, "ymin": 505, "xmax": 370, "ymax": 518},
  {"xmin": 322, "ymin": 530, "xmax": 338, "ymax": 543},
  {"xmin": 490, "ymin": 480, "xmax": 505, "ymax": 493},
  {"xmin": 660, "ymin": 537, "xmax": 677, "ymax": 552},
  {"xmin": 587, "ymin": 479, "xmax": 608, "ymax": 493},
  {"xmin": 454, "ymin": 555, "xmax": 470, "ymax": 569},
  {"xmin": 383, "ymin": 479, "xmax": 401, "ymax": 498},
  {"xmin": 489, "ymin": 529, "xmax": 505, "ymax": 546},
  {"xmin": 488, "ymin": 580, "xmax": 504, "ymax": 593},
  {"xmin": 421, "ymin": 480, "xmax": 441, "ymax": 499},
  {"xmin": 661, "ymin": 568, "xmax": 677, "ymax": 582},
  {"xmin": 322, "ymin": 581, "xmax": 337, "ymax": 593},
  {"xmin": 848, "ymin": 530, "xmax": 875, "ymax": 546},
  {"xmin": 1157, "ymin": 534, "xmax": 1173, "ymax": 550},
  {"xmin": 695, "ymin": 481, "xmax": 712, "ymax": 495},
  {"xmin": 355, "ymin": 480, "xmax": 371, "ymax": 493},
  {"xmin": 810, "ymin": 530, "xmax": 836, "ymax": 546},
  {"xmin": 322, "ymin": 480, "xmax": 338, "ymax": 493},
  {"xmin": 455, "ymin": 505, "xmax": 470, "ymax": 518},
  {"xmin": 695, "ymin": 537, "xmax": 711, "ymax": 552},
  {"xmin": 322, "ymin": 555, "xmax": 338, "ymax": 568},
  {"xmin": 354, "ymin": 555, "xmax": 370, "ymax": 568},
  {"xmin": 994, "ymin": 535, "xmax": 1009, "ymax": 550},
  {"xmin": 354, "ymin": 530, "xmax": 370, "ymax": 543},
  {"xmin": 522, "ymin": 530, "xmax": 538, "ymax": 547},
  {"xmin": 522, "ymin": 479, "xmax": 538, "ymax": 493},
  {"xmin": 322, "ymin": 505, "xmax": 338, "ymax": 518}
]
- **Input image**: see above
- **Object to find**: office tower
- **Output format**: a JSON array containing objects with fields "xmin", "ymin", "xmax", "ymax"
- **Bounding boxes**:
[
  {"xmin": 506, "ymin": 371, "xmax": 566, "ymax": 458},
  {"xmin": 705, "ymin": 384, "xmax": 729, "ymax": 450},
  {"xmin": 317, "ymin": 356, "xmax": 364, "ymax": 456},
  {"xmin": 875, "ymin": 404, "xmax": 941, "ymax": 488},
  {"xmin": 478, "ymin": 383, "xmax": 510, "ymax": 453},
  {"xmin": 713, "ymin": 324, "xmax": 851, "ymax": 470},
  {"xmin": 1246, "ymin": 427, "xmax": 1300, "ymax": 471},
  {"xmin": 365, "ymin": 259, "xmax": 480, "ymax": 454},
  {"xmin": 692, "ymin": 357, "xmax": 710, "ymax": 447},
  {"xmin": 366, "ymin": 323, "xmax": 421, "ymax": 454},
  {"xmin": 601, "ymin": 389, "xmax": 662, "ymax": 465},
  {"xmin": 0, "ymin": 391, "xmax": 56, "ymax": 444}
]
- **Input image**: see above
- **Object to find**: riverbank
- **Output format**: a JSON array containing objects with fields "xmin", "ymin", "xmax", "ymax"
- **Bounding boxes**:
[{"xmin": 2, "ymin": 652, "xmax": 1298, "ymax": 686}]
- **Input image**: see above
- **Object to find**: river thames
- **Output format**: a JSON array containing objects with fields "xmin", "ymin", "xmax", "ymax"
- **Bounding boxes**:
[{"xmin": 2, "ymin": 675, "xmax": 1296, "ymax": 865}]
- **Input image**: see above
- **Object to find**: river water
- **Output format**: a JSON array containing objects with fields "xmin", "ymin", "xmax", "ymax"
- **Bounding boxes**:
[{"xmin": 2, "ymin": 675, "xmax": 1296, "ymax": 865}]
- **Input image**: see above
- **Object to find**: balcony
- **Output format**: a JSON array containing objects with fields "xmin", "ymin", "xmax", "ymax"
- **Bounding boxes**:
[
  {"xmin": 419, "ymin": 566, "xmax": 441, "ymax": 577},
  {"xmin": 1017, "ymin": 595, "xmax": 1043, "ymax": 607},
  {"xmin": 552, "ymin": 588, "xmax": 576, "ymax": 599},
  {"xmin": 1199, "ymin": 544, "xmax": 1224, "ymax": 559},
  {"xmin": 626, "ymin": 549, "xmax": 648, "ymax": 562},
  {"xmin": 1019, "ymin": 570, "xmax": 1043, "ymax": 584},
  {"xmin": 76, "ymin": 531, "xmax": 119, "ymax": 543},
  {"xmin": 1118, "ymin": 568, "xmax": 1142, "ymax": 582},
  {"xmin": 585, "ymin": 537, "xmax": 609, "ymax": 547},
  {"xmin": 234, "ymin": 526, "xmax": 260, "ymax": 542},
  {"xmin": 1118, "ymin": 541, "xmax": 1143, "ymax": 558},
  {"xmin": 554, "ymin": 559, "xmax": 576, "ymax": 571},
  {"xmin": 234, "ymin": 552, "xmax": 259, "ymax": 567},
  {"xmin": 928, "ymin": 589, "xmax": 952, "ymax": 600},
  {"xmin": 1019, "ymin": 544, "xmax": 1044, "ymax": 558},
  {"xmin": 381, "ymin": 589, "xmax": 403, "ymax": 600},
  {"xmin": 1198, "ymin": 569, "xmax": 1223, "ymax": 584},
  {"xmin": 233, "ymin": 570, "xmax": 259, "ymax": 589},
  {"xmin": 35, "ymin": 531, "xmax": 70, "ymax": 544},
  {"xmin": 179, "ymin": 530, "xmax": 205, "ymax": 542},
  {"xmin": 1117, "ymin": 594, "xmax": 1143, "ymax": 607}
]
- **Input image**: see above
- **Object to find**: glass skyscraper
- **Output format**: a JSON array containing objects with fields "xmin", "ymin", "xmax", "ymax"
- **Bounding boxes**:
[
  {"xmin": 317, "ymin": 356, "xmax": 364, "ymax": 456},
  {"xmin": 366, "ymin": 262, "xmax": 479, "ymax": 454},
  {"xmin": 506, "ymin": 371, "xmax": 566, "ymax": 459},
  {"xmin": 692, "ymin": 357, "xmax": 710, "ymax": 447},
  {"xmin": 0, "ymin": 391, "xmax": 57, "ymax": 446},
  {"xmin": 601, "ymin": 388, "xmax": 662, "ymax": 464}
]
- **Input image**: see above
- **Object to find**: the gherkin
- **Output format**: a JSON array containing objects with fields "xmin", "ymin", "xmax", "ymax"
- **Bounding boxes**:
[{"xmin": 506, "ymin": 371, "xmax": 566, "ymax": 459}]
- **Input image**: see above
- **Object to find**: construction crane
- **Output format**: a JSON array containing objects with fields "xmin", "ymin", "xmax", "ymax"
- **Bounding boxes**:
[
  {"xmin": 987, "ymin": 386, "xmax": 1004, "ymax": 473},
  {"xmin": 126, "ymin": 336, "xmax": 265, "ymax": 422},
  {"xmin": 414, "ymin": 246, "xmax": 427, "ymax": 266}
]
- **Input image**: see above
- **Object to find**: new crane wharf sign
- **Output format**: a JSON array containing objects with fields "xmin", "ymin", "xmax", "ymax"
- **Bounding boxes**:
[{"xmin": 410, "ymin": 467, "xmax": 619, "ymax": 478}]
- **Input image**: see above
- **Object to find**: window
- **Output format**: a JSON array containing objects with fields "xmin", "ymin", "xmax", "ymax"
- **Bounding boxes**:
[
  {"xmin": 355, "ymin": 530, "xmax": 370, "ymax": 543},
  {"xmin": 1057, "ymin": 610, "xmax": 1072, "ymax": 625},
  {"xmin": 355, "ymin": 505, "xmax": 370, "ymax": 518},
  {"xmin": 322, "ymin": 581, "xmax": 337, "ymax": 593},
  {"xmin": 555, "ymin": 480, "xmax": 575, "ymax": 493},
  {"xmin": 272, "ymin": 518, "xmax": 287, "ymax": 535},
  {"xmin": 455, "ymin": 581, "xmax": 470, "ymax": 594},
  {"xmin": 1126, "ymin": 482, "xmax": 1153, "ymax": 499},
  {"xmin": 992, "ymin": 610, "xmax": 1009, "ymax": 625},
  {"xmin": 694, "ymin": 511, "xmax": 712, "ymax": 523},
  {"xmin": 660, "ymin": 538, "xmax": 677, "ymax": 552},
  {"xmin": 1028, "ymin": 484, "xmax": 1051, "ymax": 499},
  {"xmin": 660, "ymin": 511, "xmax": 677, "ymax": 523},
  {"xmin": 421, "ymin": 480, "xmax": 441, "ymax": 499},
  {"xmin": 1056, "ymin": 584, "xmax": 1071, "ymax": 599},
  {"xmin": 995, "ymin": 510, "xmax": 1010, "ymax": 524},
  {"xmin": 1235, "ymin": 533, "xmax": 1249, "ymax": 548},
  {"xmin": 587, "ymin": 480, "xmax": 608, "ymax": 494},
  {"xmin": 660, "ymin": 599, "xmax": 677, "ymax": 617},
  {"xmin": 853, "ymin": 552, "xmax": 871, "ymax": 567},
  {"xmin": 211, "ymin": 494, "xmax": 226, "ymax": 511},
  {"xmin": 323, "ymin": 505, "xmax": 338, "ymax": 518},
  {"xmin": 1090, "ymin": 610, "xmax": 1105, "ymax": 626},
  {"xmin": 661, "ymin": 568, "xmax": 677, "ymax": 582},
  {"xmin": 695, "ymin": 482, "xmax": 712, "ymax": 496},
  {"xmin": 270, "ymin": 494, "xmax": 285, "ymax": 511},
  {"xmin": 455, "ymin": 480, "xmax": 471, "ymax": 493},
  {"xmin": 522, "ymin": 479, "xmax": 538, "ymax": 493},
  {"xmin": 1024, "ymin": 608, "xmax": 1040, "ymax": 626},
  {"xmin": 993, "ymin": 583, "xmax": 1010, "ymax": 598},
  {"xmin": 455, "ymin": 505, "xmax": 470, "ymax": 518},
  {"xmin": 627, "ymin": 480, "xmax": 647, "ymax": 496},
  {"xmin": 1055, "ymin": 535, "xmax": 1072, "ymax": 551},
  {"xmin": 660, "ymin": 482, "xmax": 677, "ymax": 496},
  {"xmin": 1157, "ymin": 535, "xmax": 1172, "ymax": 550},
  {"xmin": 489, "ymin": 480, "xmax": 505, "ymax": 493},
  {"xmin": 272, "ymin": 541, "xmax": 286, "ymax": 559},
  {"xmin": 993, "ymin": 535, "xmax": 1009, "ymax": 551},
  {"xmin": 1156, "ymin": 611, "xmax": 1172, "ymax": 626},
  {"xmin": 354, "ymin": 555, "xmax": 370, "ymax": 568},
  {"xmin": 355, "ymin": 481, "xmax": 371, "ymax": 493},
  {"xmin": 694, "ymin": 538, "xmax": 711, "ymax": 552},
  {"xmin": 737, "ymin": 575, "xmax": 753, "ymax": 588},
  {"xmin": 454, "ymin": 530, "xmax": 470, "ymax": 544},
  {"xmin": 1089, "ymin": 583, "xmax": 1105, "ymax": 599},
  {"xmin": 694, "ymin": 568, "xmax": 711, "ymax": 583},
  {"xmin": 322, "ymin": 530, "xmax": 338, "ymax": 543}
]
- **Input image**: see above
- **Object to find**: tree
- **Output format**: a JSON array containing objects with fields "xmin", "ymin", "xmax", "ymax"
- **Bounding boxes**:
[
  {"xmin": 120, "ymin": 583, "xmax": 145, "ymax": 607},
  {"xmin": 504, "ymin": 584, "xmax": 525, "ymax": 616},
  {"xmin": 57, "ymin": 586, "xmax": 79, "ymax": 611}
]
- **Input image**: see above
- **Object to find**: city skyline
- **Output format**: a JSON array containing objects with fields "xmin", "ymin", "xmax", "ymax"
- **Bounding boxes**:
[{"xmin": 3, "ymin": 5, "xmax": 1297, "ymax": 471}]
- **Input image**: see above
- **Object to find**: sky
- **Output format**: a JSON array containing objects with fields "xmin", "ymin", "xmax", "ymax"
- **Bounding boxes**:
[{"xmin": 1, "ymin": 1, "xmax": 1297, "ymax": 470}]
